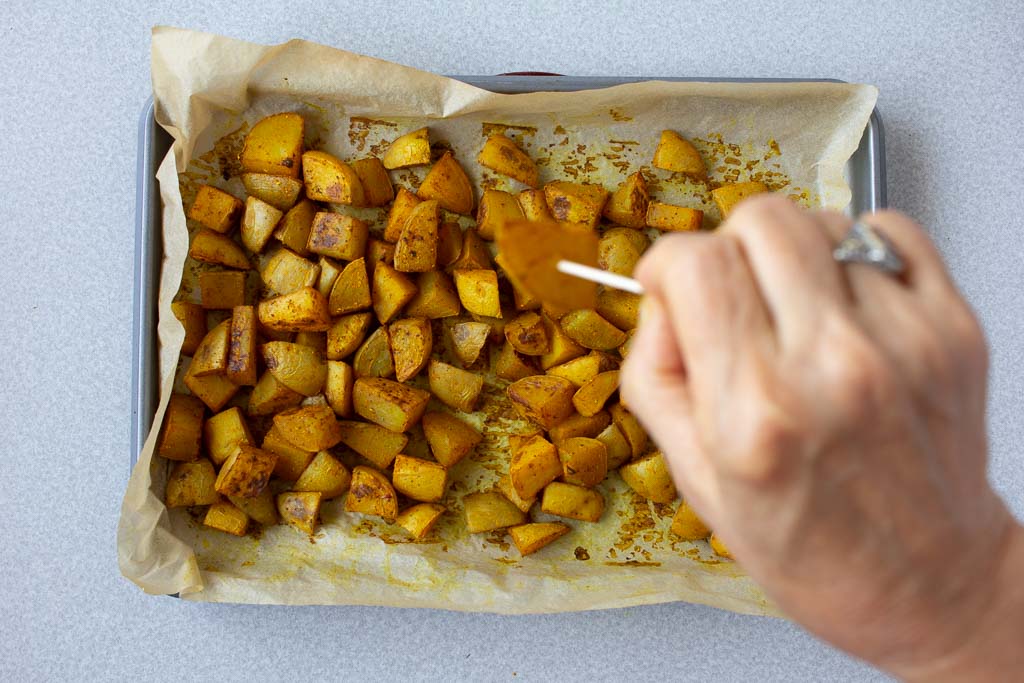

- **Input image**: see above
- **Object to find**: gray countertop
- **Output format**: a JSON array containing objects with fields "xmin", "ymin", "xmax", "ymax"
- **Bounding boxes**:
[{"xmin": 2, "ymin": 1, "xmax": 1021, "ymax": 680}]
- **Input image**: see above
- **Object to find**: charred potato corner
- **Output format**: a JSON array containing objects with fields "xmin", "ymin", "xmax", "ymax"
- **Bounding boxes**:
[{"xmin": 160, "ymin": 112, "xmax": 753, "ymax": 561}]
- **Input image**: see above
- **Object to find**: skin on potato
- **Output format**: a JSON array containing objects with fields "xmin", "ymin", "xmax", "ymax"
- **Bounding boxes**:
[
  {"xmin": 406, "ymin": 270, "xmax": 461, "ymax": 319},
  {"xmin": 262, "ymin": 424, "xmax": 315, "ymax": 480},
  {"xmin": 228, "ymin": 488, "xmax": 279, "ymax": 526},
  {"xmin": 261, "ymin": 341, "xmax": 327, "ymax": 396},
  {"xmin": 595, "ymin": 423, "xmax": 633, "ymax": 470},
  {"xmin": 509, "ymin": 432, "xmax": 562, "ymax": 500},
  {"xmin": 214, "ymin": 444, "xmax": 278, "ymax": 498},
  {"xmin": 345, "ymin": 466, "xmax": 399, "ymax": 521},
  {"xmin": 417, "ymin": 152, "xmax": 474, "ymax": 214},
  {"xmin": 189, "ymin": 229, "xmax": 251, "ymax": 270},
  {"xmin": 184, "ymin": 354, "xmax": 239, "ymax": 411},
  {"xmin": 226, "ymin": 305, "xmax": 258, "ymax": 386},
  {"xmin": 516, "ymin": 189, "xmax": 553, "ymax": 222},
  {"xmin": 421, "ymin": 411, "xmax": 482, "ymax": 467},
  {"xmin": 671, "ymin": 501, "xmax": 711, "ymax": 541},
  {"xmin": 385, "ymin": 187, "xmax": 423, "ymax": 242},
  {"xmin": 396, "ymin": 503, "xmax": 445, "ymax": 540},
  {"xmin": 294, "ymin": 451, "xmax": 351, "ymax": 499},
  {"xmin": 353, "ymin": 326, "xmax": 394, "ymax": 378},
  {"xmin": 509, "ymin": 522, "xmax": 570, "ymax": 556},
  {"xmin": 262, "ymin": 248, "xmax": 320, "ymax": 297},
  {"xmin": 602, "ymin": 171, "xmax": 649, "ymax": 228},
  {"xmin": 337, "ymin": 421, "xmax": 408, "ymax": 469},
  {"xmin": 494, "ymin": 341, "xmax": 540, "ymax": 381},
  {"xmin": 273, "ymin": 403, "xmax": 343, "ymax": 451},
  {"xmin": 546, "ymin": 353, "xmax": 602, "ymax": 387},
  {"xmin": 248, "ymin": 371, "xmax": 304, "ymax": 417},
  {"xmin": 548, "ymin": 411, "xmax": 611, "ymax": 443},
  {"xmin": 353, "ymin": 377, "xmax": 431, "ymax": 432},
  {"xmin": 307, "ymin": 212, "xmax": 368, "ymax": 261},
  {"xmin": 241, "ymin": 196, "xmax": 284, "ymax": 254},
  {"xmin": 596, "ymin": 289, "xmax": 640, "ymax": 331},
  {"xmin": 437, "ymin": 221, "xmax": 463, "ymax": 268},
  {"xmin": 258, "ymin": 287, "xmax": 332, "ymax": 332},
  {"xmin": 390, "ymin": 317, "xmax": 433, "ymax": 382},
  {"xmin": 395, "ymin": 200, "xmax": 440, "ymax": 273},
  {"xmin": 598, "ymin": 228, "xmax": 648, "ymax": 276},
  {"xmin": 652, "ymin": 129, "xmax": 706, "ymax": 177},
  {"xmin": 204, "ymin": 406, "xmax": 254, "ymax": 466},
  {"xmin": 382, "ymin": 127, "xmax": 431, "ymax": 170},
  {"xmin": 475, "ymin": 189, "xmax": 525, "ymax": 241},
  {"xmin": 560, "ymin": 310, "xmax": 627, "ymax": 351},
  {"xmin": 646, "ymin": 202, "xmax": 704, "ymax": 232},
  {"xmin": 241, "ymin": 112, "xmax": 304, "ymax": 178},
  {"xmin": 619, "ymin": 452, "xmax": 677, "ymax": 503},
  {"xmin": 170, "ymin": 301, "xmax": 206, "ymax": 356},
  {"xmin": 366, "ymin": 238, "xmax": 396, "ymax": 278},
  {"xmin": 324, "ymin": 360, "xmax": 355, "ymax": 417},
  {"xmin": 506, "ymin": 375, "xmax": 576, "ymax": 430},
  {"xmin": 241, "ymin": 173, "xmax": 302, "ymax": 212},
  {"xmin": 350, "ymin": 157, "xmax": 395, "ymax": 207},
  {"xmin": 157, "ymin": 393, "xmax": 205, "ymax": 461},
  {"xmin": 274, "ymin": 198, "xmax": 318, "ymax": 256},
  {"xmin": 573, "ymin": 370, "xmax": 619, "ymax": 417},
  {"xmin": 540, "ymin": 482, "xmax": 605, "ymax": 522},
  {"xmin": 326, "ymin": 313, "xmax": 373, "ymax": 362},
  {"xmin": 203, "ymin": 501, "xmax": 249, "ymax": 536},
  {"xmin": 539, "ymin": 314, "xmax": 587, "ymax": 370},
  {"xmin": 188, "ymin": 184, "xmax": 243, "ymax": 234},
  {"xmin": 558, "ymin": 437, "xmax": 608, "ymax": 487},
  {"xmin": 277, "ymin": 491, "xmax": 322, "ymax": 535},
  {"xmin": 448, "ymin": 229, "xmax": 492, "ymax": 271},
  {"xmin": 505, "ymin": 311, "xmax": 549, "ymax": 356},
  {"xmin": 447, "ymin": 320, "xmax": 490, "ymax": 366},
  {"xmin": 372, "ymin": 262, "xmax": 418, "ymax": 324},
  {"xmin": 463, "ymin": 491, "xmax": 527, "ymax": 533},
  {"xmin": 328, "ymin": 258, "xmax": 372, "ymax": 316},
  {"xmin": 302, "ymin": 150, "xmax": 366, "ymax": 206},
  {"xmin": 609, "ymin": 403, "xmax": 648, "ymax": 458},
  {"xmin": 392, "ymin": 454, "xmax": 448, "ymax": 503},
  {"xmin": 165, "ymin": 459, "xmax": 219, "ymax": 507},
  {"xmin": 428, "ymin": 360, "xmax": 484, "ymax": 413},
  {"xmin": 477, "ymin": 134, "xmax": 539, "ymax": 188},
  {"xmin": 543, "ymin": 181, "xmax": 608, "ymax": 229},
  {"xmin": 317, "ymin": 257, "xmax": 343, "ymax": 298},
  {"xmin": 711, "ymin": 181, "xmax": 769, "ymax": 218},
  {"xmin": 453, "ymin": 269, "xmax": 501, "ymax": 318},
  {"xmin": 496, "ymin": 474, "xmax": 536, "ymax": 513}
]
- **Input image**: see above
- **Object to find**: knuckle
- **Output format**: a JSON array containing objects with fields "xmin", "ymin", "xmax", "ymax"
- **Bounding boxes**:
[
  {"xmin": 725, "ymin": 406, "xmax": 798, "ymax": 485},
  {"xmin": 948, "ymin": 307, "xmax": 988, "ymax": 370},
  {"xmin": 819, "ymin": 319, "xmax": 894, "ymax": 417}
]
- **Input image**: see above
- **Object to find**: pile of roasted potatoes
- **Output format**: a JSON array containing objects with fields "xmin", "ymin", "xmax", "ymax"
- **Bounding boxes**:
[{"xmin": 159, "ymin": 112, "xmax": 764, "ymax": 558}]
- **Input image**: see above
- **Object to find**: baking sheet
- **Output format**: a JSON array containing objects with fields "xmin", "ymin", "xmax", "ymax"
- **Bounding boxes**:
[{"xmin": 118, "ymin": 26, "xmax": 878, "ymax": 613}]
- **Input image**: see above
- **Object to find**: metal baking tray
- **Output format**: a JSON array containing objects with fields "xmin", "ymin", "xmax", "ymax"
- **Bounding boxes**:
[{"xmin": 131, "ymin": 76, "xmax": 885, "ymax": 467}]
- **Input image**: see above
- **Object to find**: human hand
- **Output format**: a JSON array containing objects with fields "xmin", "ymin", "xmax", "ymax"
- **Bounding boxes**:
[{"xmin": 620, "ymin": 196, "xmax": 1024, "ymax": 680}]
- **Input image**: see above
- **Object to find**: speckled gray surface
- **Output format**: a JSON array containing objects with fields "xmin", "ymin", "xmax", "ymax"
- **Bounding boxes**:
[{"xmin": 1, "ymin": 1, "xmax": 1021, "ymax": 681}]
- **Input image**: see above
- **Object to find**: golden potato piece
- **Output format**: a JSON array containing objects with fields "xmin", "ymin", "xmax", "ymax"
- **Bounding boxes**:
[
  {"xmin": 546, "ymin": 353, "xmax": 602, "ymax": 388},
  {"xmin": 595, "ymin": 423, "xmax": 632, "ymax": 469},
  {"xmin": 652, "ymin": 129, "xmax": 706, "ymax": 177},
  {"xmin": 516, "ymin": 188, "xmax": 553, "ymax": 221},
  {"xmin": 188, "ymin": 184, "xmax": 243, "ymax": 234},
  {"xmin": 214, "ymin": 444, "xmax": 278, "ymax": 498},
  {"xmin": 204, "ymin": 501, "xmax": 249, "ymax": 536},
  {"xmin": 619, "ymin": 452, "xmax": 677, "ymax": 503},
  {"xmin": 241, "ymin": 112, "xmax": 304, "ymax": 178},
  {"xmin": 324, "ymin": 360, "xmax": 354, "ymax": 417},
  {"xmin": 475, "ymin": 189, "xmax": 525, "ymax": 241},
  {"xmin": 261, "ymin": 249, "xmax": 318, "ymax": 298},
  {"xmin": 353, "ymin": 326, "xmax": 394, "ymax": 378},
  {"xmin": 646, "ymin": 202, "xmax": 703, "ymax": 232},
  {"xmin": 417, "ymin": 152, "xmax": 474, "ymax": 214},
  {"xmin": 204, "ymin": 406, "xmax": 254, "ymax": 466},
  {"xmin": 539, "ymin": 314, "xmax": 588, "ymax": 370},
  {"xmin": 353, "ymin": 377, "xmax": 431, "ymax": 432},
  {"xmin": 262, "ymin": 424, "xmax": 315, "ymax": 480},
  {"xmin": 189, "ymin": 229, "xmax": 251, "ymax": 270},
  {"xmin": 541, "ymin": 482, "xmax": 605, "ymax": 522},
  {"xmin": 453, "ymin": 269, "xmax": 501, "ymax": 318},
  {"xmin": 602, "ymin": 171, "xmax": 649, "ymax": 228},
  {"xmin": 240, "ymin": 196, "xmax": 283, "ymax": 253},
  {"xmin": 496, "ymin": 474, "xmax": 536, "ymax": 513},
  {"xmin": 241, "ymin": 173, "xmax": 302, "ymax": 212},
  {"xmin": 507, "ymin": 375, "xmax": 576, "ymax": 430},
  {"xmin": 558, "ymin": 437, "xmax": 608, "ymax": 487},
  {"xmin": 504, "ymin": 311, "xmax": 549, "ymax": 356},
  {"xmin": 273, "ymin": 404, "xmax": 343, "ymax": 451},
  {"xmin": 437, "ymin": 221, "xmax": 463, "ymax": 268},
  {"xmin": 573, "ymin": 370, "xmax": 619, "ymax": 417},
  {"xmin": 448, "ymin": 228, "xmax": 492, "ymax": 271},
  {"xmin": 560, "ymin": 309, "xmax": 627, "ymax": 351},
  {"xmin": 447, "ymin": 320, "xmax": 490, "ymax": 366},
  {"xmin": 406, "ymin": 270, "xmax": 461, "ymax": 319},
  {"xmin": 382, "ymin": 127, "xmax": 431, "ymax": 170},
  {"xmin": 170, "ymin": 301, "xmax": 206, "ymax": 356},
  {"xmin": 351, "ymin": 156, "xmax": 395, "ymax": 207},
  {"xmin": 709, "ymin": 532, "xmax": 734, "ymax": 559},
  {"xmin": 307, "ymin": 211, "xmax": 368, "ymax": 261},
  {"xmin": 199, "ymin": 270, "xmax": 246, "ymax": 310},
  {"xmin": 184, "ymin": 359, "xmax": 239, "ymax": 412},
  {"xmin": 328, "ymin": 257, "xmax": 372, "ymax": 316},
  {"xmin": 248, "ymin": 371, "xmax": 303, "ymax": 416},
  {"xmin": 258, "ymin": 287, "xmax": 332, "ymax": 332},
  {"xmin": 390, "ymin": 317, "xmax": 433, "ymax": 382},
  {"xmin": 477, "ymin": 134, "xmax": 539, "ymax": 187},
  {"xmin": 277, "ymin": 491, "xmax": 322, "ymax": 535},
  {"xmin": 184, "ymin": 419, "xmax": 229, "ymax": 474},
  {"xmin": 261, "ymin": 341, "xmax": 327, "ymax": 396},
  {"xmin": 326, "ymin": 312, "xmax": 373, "ymax": 360},
  {"xmin": 394, "ymin": 199, "xmax": 439, "ymax": 273},
  {"xmin": 428, "ymin": 360, "xmax": 484, "ymax": 413},
  {"xmin": 165, "ymin": 459, "xmax": 219, "ymax": 507},
  {"xmin": 422, "ymin": 411, "xmax": 482, "ymax": 468},
  {"xmin": 384, "ymin": 187, "xmax": 422, "ymax": 242},
  {"xmin": 509, "ymin": 522, "xmax": 570, "ymax": 556},
  {"xmin": 543, "ymin": 181, "xmax": 608, "ymax": 229},
  {"xmin": 609, "ymin": 403, "xmax": 648, "ymax": 458},
  {"xmin": 317, "ymin": 257, "xmax": 343, "ymax": 298},
  {"xmin": 711, "ymin": 181, "xmax": 769, "ymax": 219},
  {"xmin": 396, "ymin": 503, "xmax": 445, "ymax": 540},
  {"xmin": 366, "ymin": 238, "xmax": 396, "ymax": 277},
  {"xmin": 337, "ymin": 421, "xmax": 408, "ymax": 469},
  {"xmin": 671, "ymin": 501, "xmax": 710, "ymax": 541},
  {"xmin": 598, "ymin": 227, "xmax": 647, "ymax": 276},
  {"xmin": 226, "ymin": 305, "xmax": 258, "ymax": 386},
  {"xmin": 494, "ymin": 341, "xmax": 539, "ymax": 381},
  {"xmin": 463, "ymin": 491, "xmax": 527, "ymax": 533},
  {"xmin": 228, "ymin": 488, "xmax": 278, "ymax": 526},
  {"xmin": 548, "ymin": 411, "xmax": 611, "ymax": 443},
  {"xmin": 302, "ymin": 150, "xmax": 366, "ymax": 205},
  {"xmin": 189, "ymin": 319, "xmax": 230, "ymax": 377},
  {"xmin": 295, "ymin": 451, "xmax": 351, "ymax": 499},
  {"xmin": 372, "ymin": 262, "xmax": 418, "ymax": 324},
  {"xmin": 392, "ymin": 454, "xmax": 448, "ymax": 503},
  {"xmin": 274, "ymin": 198, "xmax": 318, "ymax": 256},
  {"xmin": 510, "ymin": 432, "xmax": 562, "ymax": 500},
  {"xmin": 345, "ymin": 466, "xmax": 398, "ymax": 521},
  {"xmin": 596, "ymin": 289, "xmax": 639, "ymax": 331}
]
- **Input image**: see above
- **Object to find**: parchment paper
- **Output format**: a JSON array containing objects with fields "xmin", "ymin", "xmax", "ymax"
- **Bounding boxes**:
[{"xmin": 117, "ymin": 26, "xmax": 878, "ymax": 613}]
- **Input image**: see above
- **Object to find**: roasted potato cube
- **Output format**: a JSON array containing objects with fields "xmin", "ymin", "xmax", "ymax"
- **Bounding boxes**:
[
  {"xmin": 384, "ymin": 187, "xmax": 422, "ymax": 242},
  {"xmin": 541, "ymin": 482, "xmax": 605, "ymax": 522},
  {"xmin": 204, "ymin": 406, "xmax": 254, "ymax": 466},
  {"xmin": 396, "ymin": 503, "xmax": 445, "ymax": 540},
  {"xmin": 258, "ymin": 287, "xmax": 331, "ymax": 332},
  {"xmin": 417, "ymin": 152, "xmax": 474, "ymax": 214},
  {"xmin": 165, "ymin": 459, "xmax": 218, "ymax": 507},
  {"xmin": 345, "ymin": 466, "xmax": 398, "ymax": 521},
  {"xmin": 261, "ymin": 341, "xmax": 327, "ymax": 396},
  {"xmin": 547, "ymin": 353, "xmax": 602, "ymax": 387},
  {"xmin": 199, "ymin": 270, "xmax": 246, "ymax": 310},
  {"xmin": 671, "ymin": 501, "xmax": 710, "ymax": 541},
  {"xmin": 510, "ymin": 432, "xmax": 562, "ymax": 500},
  {"xmin": 539, "ymin": 314, "xmax": 587, "ymax": 370},
  {"xmin": 351, "ymin": 156, "xmax": 395, "ymax": 207},
  {"xmin": 494, "ymin": 341, "xmax": 539, "ymax": 381},
  {"xmin": 709, "ymin": 532, "xmax": 734, "ymax": 559},
  {"xmin": 619, "ymin": 452, "xmax": 677, "ymax": 503},
  {"xmin": 353, "ymin": 326, "xmax": 394, "ymax": 378},
  {"xmin": 573, "ymin": 370, "xmax": 619, "ymax": 417},
  {"xmin": 437, "ymin": 221, "xmax": 463, "ymax": 268},
  {"xmin": 392, "ymin": 454, "xmax": 448, "ymax": 503},
  {"xmin": 598, "ymin": 227, "xmax": 647, "ymax": 276},
  {"xmin": 711, "ymin": 181, "xmax": 769, "ymax": 218},
  {"xmin": 184, "ymin": 360, "xmax": 239, "ymax": 412},
  {"xmin": 516, "ymin": 188, "xmax": 553, "ymax": 221},
  {"xmin": 543, "ymin": 181, "xmax": 608, "ymax": 229},
  {"xmin": 262, "ymin": 424, "xmax": 315, "ymax": 480},
  {"xmin": 215, "ymin": 444, "xmax": 278, "ymax": 498},
  {"xmin": 262, "ymin": 248, "xmax": 320, "ymax": 296},
  {"xmin": 596, "ymin": 289, "xmax": 640, "ymax": 331},
  {"xmin": 302, "ymin": 150, "xmax": 366, "ymax": 205},
  {"xmin": 448, "ymin": 228, "xmax": 492, "ymax": 271},
  {"xmin": 560, "ymin": 310, "xmax": 627, "ymax": 351},
  {"xmin": 225, "ymin": 305, "xmax": 258, "ymax": 386},
  {"xmin": 189, "ymin": 229, "xmax": 251, "ymax": 270},
  {"xmin": 496, "ymin": 474, "xmax": 536, "ymax": 513},
  {"xmin": 382, "ymin": 127, "xmax": 431, "ymax": 169},
  {"xmin": 509, "ymin": 522, "xmax": 570, "ymax": 556},
  {"xmin": 324, "ymin": 360, "xmax": 355, "ymax": 417},
  {"xmin": 428, "ymin": 360, "xmax": 484, "ymax": 413},
  {"xmin": 477, "ymin": 134, "xmax": 539, "ymax": 187},
  {"xmin": 609, "ymin": 403, "xmax": 648, "ymax": 458},
  {"xmin": 395, "ymin": 199, "xmax": 439, "ymax": 272},
  {"xmin": 277, "ymin": 491, "xmax": 322, "ymax": 534},
  {"xmin": 475, "ymin": 189, "xmax": 525, "ymax": 241},
  {"xmin": 652, "ymin": 129, "xmax": 706, "ymax": 177},
  {"xmin": 602, "ymin": 171, "xmax": 649, "ymax": 228},
  {"xmin": 453, "ymin": 269, "xmax": 501, "ymax": 318},
  {"xmin": 463, "ymin": 491, "xmax": 527, "ymax": 533},
  {"xmin": 646, "ymin": 202, "xmax": 703, "ymax": 232},
  {"xmin": 353, "ymin": 377, "xmax": 431, "ymax": 432},
  {"xmin": 241, "ymin": 112, "xmax": 304, "ymax": 177},
  {"xmin": 294, "ymin": 330, "xmax": 326, "ymax": 351},
  {"xmin": 308, "ymin": 211, "xmax": 368, "ymax": 261},
  {"xmin": 273, "ymin": 404, "xmax": 343, "ymax": 451},
  {"xmin": 507, "ymin": 375, "xmax": 576, "ymax": 430},
  {"xmin": 338, "ymin": 421, "xmax": 408, "ymax": 469},
  {"xmin": 618, "ymin": 329, "xmax": 635, "ymax": 358},
  {"xmin": 294, "ymin": 451, "xmax": 351, "ymax": 499},
  {"xmin": 406, "ymin": 270, "xmax": 461, "ymax": 319},
  {"xmin": 421, "ymin": 411, "xmax": 482, "ymax": 468},
  {"xmin": 242, "ymin": 173, "xmax": 302, "ymax": 212},
  {"xmin": 548, "ymin": 411, "xmax": 611, "ymax": 443},
  {"xmin": 504, "ymin": 311, "xmax": 549, "ymax": 356},
  {"xmin": 595, "ymin": 423, "xmax": 632, "ymax": 469},
  {"xmin": 328, "ymin": 257, "xmax": 372, "ymax": 316},
  {"xmin": 240, "ymin": 196, "xmax": 283, "ymax": 254},
  {"xmin": 366, "ymin": 238, "xmax": 397, "ymax": 278},
  {"xmin": 227, "ymin": 488, "xmax": 279, "ymax": 526},
  {"xmin": 188, "ymin": 320, "xmax": 230, "ymax": 377},
  {"xmin": 204, "ymin": 501, "xmax": 249, "ymax": 536},
  {"xmin": 372, "ymin": 262, "xmax": 418, "ymax": 324},
  {"xmin": 274, "ymin": 198, "xmax": 318, "ymax": 256},
  {"xmin": 390, "ymin": 317, "xmax": 432, "ymax": 382},
  {"xmin": 188, "ymin": 184, "xmax": 243, "ymax": 234},
  {"xmin": 558, "ymin": 437, "xmax": 608, "ymax": 487},
  {"xmin": 447, "ymin": 320, "xmax": 490, "ymax": 366},
  {"xmin": 170, "ymin": 301, "xmax": 206, "ymax": 356},
  {"xmin": 248, "ymin": 371, "xmax": 303, "ymax": 416}
]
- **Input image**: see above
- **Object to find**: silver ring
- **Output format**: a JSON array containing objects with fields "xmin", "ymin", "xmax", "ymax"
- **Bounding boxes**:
[{"xmin": 832, "ymin": 221, "xmax": 905, "ymax": 275}]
